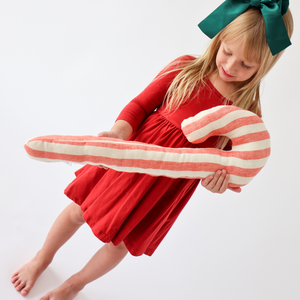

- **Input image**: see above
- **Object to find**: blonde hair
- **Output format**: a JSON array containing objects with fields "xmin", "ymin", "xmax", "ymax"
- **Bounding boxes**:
[{"xmin": 161, "ymin": 7, "xmax": 293, "ymax": 148}]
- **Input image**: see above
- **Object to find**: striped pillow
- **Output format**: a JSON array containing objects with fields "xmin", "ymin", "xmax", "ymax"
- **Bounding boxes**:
[{"xmin": 24, "ymin": 106, "xmax": 270, "ymax": 187}]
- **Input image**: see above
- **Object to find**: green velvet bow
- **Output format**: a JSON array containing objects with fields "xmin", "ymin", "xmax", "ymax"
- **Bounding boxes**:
[{"xmin": 198, "ymin": 0, "xmax": 291, "ymax": 55}]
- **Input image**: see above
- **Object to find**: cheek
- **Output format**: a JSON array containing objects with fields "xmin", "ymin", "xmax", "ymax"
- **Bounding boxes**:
[
  {"xmin": 216, "ymin": 54, "xmax": 225, "ymax": 68},
  {"xmin": 242, "ymin": 69, "xmax": 257, "ymax": 80}
]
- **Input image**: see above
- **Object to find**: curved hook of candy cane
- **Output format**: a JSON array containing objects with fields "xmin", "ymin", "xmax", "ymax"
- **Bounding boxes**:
[{"xmin": 24, "ymin": 106, "xmax": 271, "ymax": 188}]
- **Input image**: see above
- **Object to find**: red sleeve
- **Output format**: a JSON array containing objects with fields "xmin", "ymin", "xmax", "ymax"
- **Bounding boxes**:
[{"xmin": 116, "ymin": 55, "xmax": 196, "ymax": 132}]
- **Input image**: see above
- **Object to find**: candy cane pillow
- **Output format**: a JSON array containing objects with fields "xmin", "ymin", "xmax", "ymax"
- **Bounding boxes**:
[{"xmin": 24, "ymin": 106, "xmax": 270, "ymax": 188}]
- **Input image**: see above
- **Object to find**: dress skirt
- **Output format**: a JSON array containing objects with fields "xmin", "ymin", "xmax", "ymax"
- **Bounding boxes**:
[{"xmin": 64, "ymin": 110, "xmax": 206, "ymax": 256}]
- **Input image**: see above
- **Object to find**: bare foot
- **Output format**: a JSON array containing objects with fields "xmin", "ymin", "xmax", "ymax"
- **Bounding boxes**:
[
  {"xmin": 39, "ymin": 275, "xmax": 84, "ymax": 300},
  {"xmin": 11, "ymin": 252, "xmax": 51, "ymax": 296}
]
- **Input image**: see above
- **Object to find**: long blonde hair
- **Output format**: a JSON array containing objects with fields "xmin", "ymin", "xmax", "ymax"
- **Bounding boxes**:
[{"xmin": 161, "ymin": 7, "xmax": 293, "ymax": 148}]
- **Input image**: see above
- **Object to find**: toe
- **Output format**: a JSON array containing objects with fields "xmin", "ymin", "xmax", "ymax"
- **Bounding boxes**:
[
  {"xmin": 11, "ymin": 274, "xmax": 19, "ymax": 283},
  {"xmin": 16, "ymin": 282, "xmax": 25, "ymax": 291},
  {"xmin": 40, "ymin": 293, "xmax": 50, "ymax": 300},
  {"xmin": 17, "ymin": 281, "xmax": 26, "ymax": 291},
  {"xmin": 14, "ymin": 279, "xmax": 21, "ymax": 288},
  {"xmin": 21, "ymin": 288, "xmax": 29, "ymax": 296},
  {"xmin": 21, "ymin": 282, "xmax": 33, "ymax": 296}
]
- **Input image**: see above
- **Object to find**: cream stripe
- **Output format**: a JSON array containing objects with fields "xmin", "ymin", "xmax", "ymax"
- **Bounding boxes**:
[
  {"xmin": 27, "ymin": 141, "xmax": 269, "ymax": 169},
  {"xmin": 183, "ymin": 109, "xmax": 253, "ymax": 130},
  {"xmin": 233, "ymin": 139, "xmax": 271, "ymax": 152},
  {"xmin": 181, "ymin": 105, "xmax": 242, "ymax": 126},
  {"xmin": 184, "ymin": 111, "xmax": 261, "ymax": 142},
  {"xmin": 223, "ymin": 123, "xmax": 268, "ymax": 139}
]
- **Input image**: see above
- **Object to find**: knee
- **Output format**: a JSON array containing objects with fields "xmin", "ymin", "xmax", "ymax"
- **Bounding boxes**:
[{"xmin": 69, "ymin": 203, "xmax": 85, "ymax": 225}]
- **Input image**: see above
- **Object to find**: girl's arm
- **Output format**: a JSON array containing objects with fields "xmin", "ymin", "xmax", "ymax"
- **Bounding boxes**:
[
  {"xmin": 99, "ymin": 57, "xmax": 194, "ymax": 141},
  {"xmin": 98, "ymin": 120, "xmax": 133, "ymax": 141},
  {"xmin": 116, "ymin": 56, "xmax": 195, "ymax": 133}
]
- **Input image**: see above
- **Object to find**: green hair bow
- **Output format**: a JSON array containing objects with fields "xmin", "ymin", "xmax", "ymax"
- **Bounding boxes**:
[{"xmin": 198, "ymin": 0, "xmax": 291, "ymax": 55}]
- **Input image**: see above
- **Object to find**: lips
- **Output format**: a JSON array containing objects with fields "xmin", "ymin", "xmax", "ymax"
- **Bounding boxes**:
[{"xmin": 221, "ymin": 67, "xmax": 234, "ymax": 78}]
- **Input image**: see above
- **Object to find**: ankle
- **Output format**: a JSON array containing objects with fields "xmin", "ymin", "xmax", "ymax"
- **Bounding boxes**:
[
  {"xmin": 35, "ymin": 250, "xmax": 53, "ymax": 267},
  {"xmin": 66, "ymin": 273, "xmax": 86, "ymax": 292}
]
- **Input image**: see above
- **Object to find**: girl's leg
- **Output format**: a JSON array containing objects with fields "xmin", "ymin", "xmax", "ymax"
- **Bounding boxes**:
[
  {"xmin": 11, "ymin": 202, "xmax": 85, "ymax": 296},
  {"xmin": 40, "ymin": 242, "xmax": 128, "ymax": 300}
]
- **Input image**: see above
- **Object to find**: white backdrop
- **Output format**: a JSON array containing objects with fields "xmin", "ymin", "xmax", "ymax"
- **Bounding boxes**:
[{"xmin": 1, "ymin": 1, "xmax": 299, "ymax": 299}]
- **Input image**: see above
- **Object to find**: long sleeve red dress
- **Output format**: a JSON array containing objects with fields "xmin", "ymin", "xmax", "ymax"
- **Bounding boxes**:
[{"xmin": 64, "ymin": 56, "xmax": 230, "ymax": 256}]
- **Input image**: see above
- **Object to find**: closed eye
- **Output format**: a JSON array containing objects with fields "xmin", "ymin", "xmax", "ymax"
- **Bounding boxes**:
[
  {"xmin": 223, "ymin": 49, "xmax": 231, "ymax": 56},
  {"xmin": 242, "ymin": 62, "xmax": 251, "ymax": 69}
]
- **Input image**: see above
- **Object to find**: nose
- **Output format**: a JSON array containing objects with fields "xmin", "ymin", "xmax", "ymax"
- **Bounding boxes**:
[{"xmin": 226, "ymin": 57, "xmax": 238, "ymax": 73}]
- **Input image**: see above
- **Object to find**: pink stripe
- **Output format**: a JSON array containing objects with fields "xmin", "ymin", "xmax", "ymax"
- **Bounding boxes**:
[
  {"xmin": 226, "ymin": 182, "xmax": 246, "ymax": 188},
  {"xmin": 196, "ymin": 148, "xmax": 271, "ymax": 160},
  {"xmin": 231, "ymin": 131, "xmax": 270, "ymax": 145},
  {"xmin": 31, "ymin": 135, "xmax": 100, "ymax": 141},
  {"xmin": 183, "ymin": 106, "xmax": 239, "ymax": 135}
]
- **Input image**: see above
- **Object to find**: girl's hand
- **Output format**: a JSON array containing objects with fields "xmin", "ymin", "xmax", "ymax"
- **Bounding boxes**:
[
  {"xmin": 201, "ymin": 170, "xmax": 242, "ymax": 194},
  {"xmin": 98, "ymin": 120, "xmax": 133, "ymax": 141},
  {"xmin": 97, "ymin": 131, "xmax": 123, "ymax": 140}
]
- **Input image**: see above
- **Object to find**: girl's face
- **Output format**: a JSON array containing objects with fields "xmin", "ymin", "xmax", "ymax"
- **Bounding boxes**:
[{"xmin": 216, "ymin": 39, "xmax": 260, "ymax": 83}]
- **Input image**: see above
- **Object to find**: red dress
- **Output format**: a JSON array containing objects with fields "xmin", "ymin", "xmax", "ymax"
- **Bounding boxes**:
[{"xmin": 64, "ymin": 56, "xmax": 229, "ymax": 256}]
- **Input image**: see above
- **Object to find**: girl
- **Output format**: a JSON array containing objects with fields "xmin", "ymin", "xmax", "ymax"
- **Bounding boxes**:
[{"xmin": 11, "ymin": 3, "xmax": 293, "ymax": 300}]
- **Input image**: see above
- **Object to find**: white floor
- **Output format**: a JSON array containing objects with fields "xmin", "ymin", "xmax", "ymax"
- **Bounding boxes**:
[{"xmin": 2, "ymin": 172, "xmax": 300, "ymax": 300}]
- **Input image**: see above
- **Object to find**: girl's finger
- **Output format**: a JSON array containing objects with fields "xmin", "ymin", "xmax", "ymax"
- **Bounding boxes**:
[
  {"xmin": 201, "ymin": 175, "xmax": 214, "ymax": 187},
  {"xmin": 97, "ymin": 131, "xmax": 108, "ymax": 137},
  {"xmin": 228, "ymin": 187, "xmax": 242, "ymax": 193},
  {"xmin": 211, "ymin": 170, "xmax": 225, "ymax": 190},
  {"xmin": 218, "ymin": 173, "xmax": 229, "ymax": 193}
]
